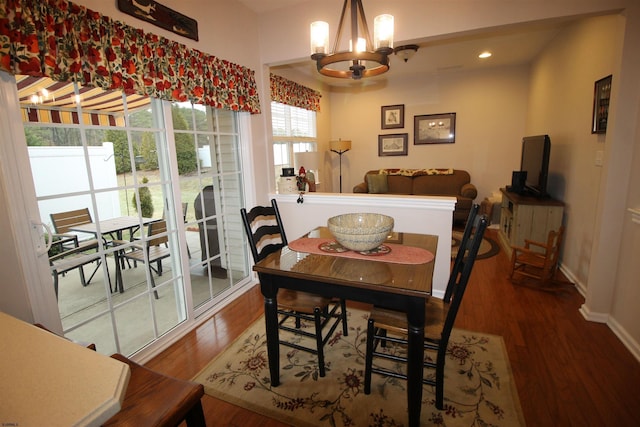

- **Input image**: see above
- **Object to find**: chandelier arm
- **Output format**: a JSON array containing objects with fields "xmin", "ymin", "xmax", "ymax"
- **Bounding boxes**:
[
  {"xmin": 333, "ymin": 0, "xmax": 350, "ymax": 54},
  {"xmin": 351, "ymin": 0, "xmax": 359, "ymax": 51},
  {"xmin": 355, "ymin": 0, "xmax": 374, "ymax": 50}
]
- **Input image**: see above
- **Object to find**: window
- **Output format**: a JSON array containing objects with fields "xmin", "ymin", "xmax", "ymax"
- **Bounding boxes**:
[{"xmin": 271, "ymin": 102, "xmax": 317, "ymax": 181}]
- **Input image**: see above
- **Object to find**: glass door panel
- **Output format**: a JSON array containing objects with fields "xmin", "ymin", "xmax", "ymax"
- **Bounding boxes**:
[
  {"xmin": 20, "ymin": 76, "xmax": 186, "ymax": 355},
  {"xmin": 170, "ymin": 102, "xmax": 249, "ymax": 313}
]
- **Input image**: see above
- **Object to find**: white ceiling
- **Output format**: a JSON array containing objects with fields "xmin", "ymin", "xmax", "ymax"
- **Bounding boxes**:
[
  {"xmin": 237, "ymin": 0, "xmax": 311, "ymax": 14},
  {"xmin": 240, "ymin": 0, "xmax": 574, "ymax": 87}
]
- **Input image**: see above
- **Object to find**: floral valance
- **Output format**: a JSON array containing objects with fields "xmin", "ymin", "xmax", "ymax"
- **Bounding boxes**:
[
  {"xmin": 0, "ymin": 0, "xmax": 261, "ymax": 114},
  {"xmin": 270, "ymin": 73, "xmax": 321, "ymax": 112}
]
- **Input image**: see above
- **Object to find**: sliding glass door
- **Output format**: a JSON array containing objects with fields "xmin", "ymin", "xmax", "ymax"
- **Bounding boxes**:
[{"xmin": 16, "ymin": 75, "xmax": 251, "ymax": 355}]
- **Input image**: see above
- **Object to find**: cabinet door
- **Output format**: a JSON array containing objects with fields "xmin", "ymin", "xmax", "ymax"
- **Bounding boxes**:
[{"xmin": 527, "ymin": 205, "xmax": 563, "ymax": 245}]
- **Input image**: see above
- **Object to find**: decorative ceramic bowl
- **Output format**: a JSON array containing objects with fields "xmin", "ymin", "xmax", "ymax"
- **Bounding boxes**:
[{"xmin": 327, "ymin": 213, "xmax": 394, "ymax": 252}]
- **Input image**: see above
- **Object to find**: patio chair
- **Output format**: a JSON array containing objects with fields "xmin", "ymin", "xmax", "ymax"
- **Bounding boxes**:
[
  {"xmin": 49, "ymin": 241, "xmax": 104, "ymax": 299},
  {"xmin": 115, "ymin": 220, "xmax": 171, "ymax": 299},
  {"xmin": 49, "ymin": 208, "xmax": 101, "ymax": 251}
]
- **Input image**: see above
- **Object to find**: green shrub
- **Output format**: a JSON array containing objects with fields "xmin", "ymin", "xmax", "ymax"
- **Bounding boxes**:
[{"xmin": 132, "ymin": 176, "xmax": 154, "ymax": 218}]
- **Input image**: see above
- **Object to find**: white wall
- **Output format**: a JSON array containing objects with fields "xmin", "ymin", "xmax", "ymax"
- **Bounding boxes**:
[
  {"xmin": 272, "ymin": 192, "xmax": 455, "ymax": 297},
  {"xmin": 328, "ymin": 65, "xmax": 530, "ymax": 199},
  {"xmin": 526, "ymin": 16, "xmax": 622, "ymax": 288}
]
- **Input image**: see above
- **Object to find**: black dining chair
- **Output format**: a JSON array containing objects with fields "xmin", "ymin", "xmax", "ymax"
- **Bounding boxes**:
[
  {"xmin": 240, "ymin": 199, "xmax": 348, "ymax": 377},
  {"xmin": 364, "ymin": 215, "xmax": 488, "ymax": 409},
  {"xmin": 448, "ymin": 203, "xmax": 479, "ymax": 300}
]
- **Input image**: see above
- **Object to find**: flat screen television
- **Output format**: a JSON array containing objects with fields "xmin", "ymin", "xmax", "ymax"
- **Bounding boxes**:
[{"xmin": 520, "ymin": 134, "xmax": 551, "ymax": 198}]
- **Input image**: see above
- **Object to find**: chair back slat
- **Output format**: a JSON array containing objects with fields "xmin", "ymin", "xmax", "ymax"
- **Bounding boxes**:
[
  {"xmin": 147, "ymin": 220, "xmax": 168, "ymax": 247},
  {"xmin": 50, "ymin": 208, "xmax": 93, "ymax": 233},
  {"xmin": 441, "ymin": 215, "xmax": 488, "ymax": 342},
  {"xmin": 241, "ymin": 199, "xmax": 288, "ymax": 263},
  {"xmin": 545, "ymin": 226, "xmax": 564, "ymax": 271},
  {"xmin": 445, "ymin": 203, "xmax": 479, "ymax": 302}
]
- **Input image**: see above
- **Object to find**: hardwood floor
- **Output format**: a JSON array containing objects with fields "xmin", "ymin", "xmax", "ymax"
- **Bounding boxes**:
[{"xmin": 145, "ymin": 229, "xmax": 640, "ymax": 426}]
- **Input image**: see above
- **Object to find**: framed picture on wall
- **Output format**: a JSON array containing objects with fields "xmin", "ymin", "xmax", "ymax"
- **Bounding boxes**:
[
  {"xmin": 378, "ymin": 133, "xmax": 408, "ymax": 156},
  {"xmin": 414, "ymin": 112, "xmax": 456, "ymax": 144},
  {"xmin": 381, "ymin": 104, "xmax": 405, "ymax": 129},
  {"xmin": 592, "ymin": 74, "xmax": 612, "ymax": 134},
  {"xmin": 117, "ymin": 0, "xmax": 199, "ymax": 41}
]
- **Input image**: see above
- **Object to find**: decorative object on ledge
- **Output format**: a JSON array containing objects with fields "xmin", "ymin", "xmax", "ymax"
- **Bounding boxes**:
[
  {"xmin": 310, "ymin": 0, "xmax": 394, "ymax": 80},
  {"xmin": 414, "ymin": 113, "xmax": 456, "ymax": 144},
  {"xmin": 378, "ymin": 134, "xmax": 408, "ymax": 156},
  {"xmin": 592, "ymin": 74, "xmax": 612, "ymax": 134},
  {"xmin": 117, "ymin": 0, "xmax": 199, "ymax": 41},
  {"xmin": 330, "ymin": 139, "xmax": 352, "ymax": 193},
  {"xmin": 381, "ymin": 104, "xmax": 404, "ymax": 129},
  {"xmin": 394, "ymin": 44, "xmax": 419, "ymax": 62},
  {"xmin": 278, "ymin": 168, "xmax": 298, "ymax": 194},
  {"xmin": 294, "ymin": 151, "xmax": 319, "ymax": 192}
]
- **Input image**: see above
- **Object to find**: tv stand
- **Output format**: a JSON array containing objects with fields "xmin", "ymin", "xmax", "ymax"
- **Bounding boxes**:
[
  {"xmin": 498, "ymin": 188, "xmax": 564, "ymax": 259},
  {"xmin": 505, "ymin": 186, "xmax": 549, "ymax": 199}
]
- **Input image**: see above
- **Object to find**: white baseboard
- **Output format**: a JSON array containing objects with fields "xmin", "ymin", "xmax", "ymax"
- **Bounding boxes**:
[
  {"xmin": 564, "ymin": 264, "xmax": 640, "ymax": 362},
  {"xmin": 608, "ymin": 316, "xmax": 640, "ymax": 363}
]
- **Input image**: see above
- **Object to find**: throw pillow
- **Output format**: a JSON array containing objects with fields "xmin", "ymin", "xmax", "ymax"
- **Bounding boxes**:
[{"xmin": 366, "ymin": 173, "xmax": 388, "ymax": 194}]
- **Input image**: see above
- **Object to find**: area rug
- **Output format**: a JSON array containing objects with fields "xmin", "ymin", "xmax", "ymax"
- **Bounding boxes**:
[
  {"xmin": 451, "ymin": 230, "xmax": 500, "ymax": 260},
  {"xmin": 193, "ymin": 309, "xmax": 525, "ymax": 427}
]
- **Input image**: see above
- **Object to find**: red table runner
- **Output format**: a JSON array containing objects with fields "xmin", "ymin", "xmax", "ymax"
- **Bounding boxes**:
[{"xmin": 288, "ymin": 237, "xmax": 434, "ymax": 265}]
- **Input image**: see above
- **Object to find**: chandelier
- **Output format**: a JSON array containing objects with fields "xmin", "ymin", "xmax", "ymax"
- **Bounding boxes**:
[{"xmin": 310, "ymin": 0, "xmax": 394, "ymax": 80}]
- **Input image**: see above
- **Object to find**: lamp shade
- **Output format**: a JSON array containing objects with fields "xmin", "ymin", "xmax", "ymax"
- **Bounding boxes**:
[
  {"xmin": 374, "ymin": 14, "xmax": 394, "ymax": 49},
  {"xmin": 310, "ymin": 21, "xmax": 329, "ymax": 55},
  {"xmin": 330, "ymin": 139, "xmax": 352, "ymax": 153}
]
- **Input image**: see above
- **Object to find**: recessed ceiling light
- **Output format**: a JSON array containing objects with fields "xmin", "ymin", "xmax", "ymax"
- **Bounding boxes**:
[{"xmin": 479, "ymin": 51, "xmax": 492, "ymax": 59}]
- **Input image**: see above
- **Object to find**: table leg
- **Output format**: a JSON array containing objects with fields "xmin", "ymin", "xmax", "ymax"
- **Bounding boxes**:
[
  {"xmin": 406, "ymin": 302, "xmax": 425, "ymax": 427},
  {"xmin": 114, "ymin": 249, "xmax": 124, "ymax": 294},
  {"xmin": 261, "ymin": 279, "xmax": 280, "ymax": 387}
]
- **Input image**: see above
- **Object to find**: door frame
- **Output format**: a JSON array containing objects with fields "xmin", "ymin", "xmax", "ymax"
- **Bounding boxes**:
[{"xmin": 0, "ymin": 71, "xmax": 62, "ymax": 332}]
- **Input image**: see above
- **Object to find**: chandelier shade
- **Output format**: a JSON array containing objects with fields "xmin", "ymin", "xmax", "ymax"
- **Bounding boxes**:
[{"xmin": 310, "ymin": 0, "xmax": 394, "ymax": 80}]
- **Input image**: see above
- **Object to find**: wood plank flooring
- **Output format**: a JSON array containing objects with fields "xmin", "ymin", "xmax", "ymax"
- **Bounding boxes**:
[{"xmin": 145, "ymin": 229, "xmax": 640, "ymax": 426}]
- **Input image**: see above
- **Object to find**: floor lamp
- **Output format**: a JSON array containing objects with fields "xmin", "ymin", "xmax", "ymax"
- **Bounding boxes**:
[{"xmin": 330, "ymin": 139, "xmax": 352, "ymax": 193}]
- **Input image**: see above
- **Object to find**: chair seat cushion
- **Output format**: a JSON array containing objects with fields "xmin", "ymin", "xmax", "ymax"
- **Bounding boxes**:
[
  {"xmin": 123, "ymin": 246, "xmax": 171, "ymax": 263},
  {"xmin": 277, "ymin": 289, "xmax": 332, "ymax": 313},
  {"xmin": 370, "ymin": 297, "xmax": 449, "ymax": 342}
]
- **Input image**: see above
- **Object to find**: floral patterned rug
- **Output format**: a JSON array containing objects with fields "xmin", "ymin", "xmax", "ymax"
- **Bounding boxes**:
[{"xmin": 193, "ymin": 309, "xmax": 525, "ymax": 427}]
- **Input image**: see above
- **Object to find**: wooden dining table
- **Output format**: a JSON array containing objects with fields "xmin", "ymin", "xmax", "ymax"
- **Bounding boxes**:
[{"xmin": 253, "ymin": 226, "xmax": 437, "ymax": 427}]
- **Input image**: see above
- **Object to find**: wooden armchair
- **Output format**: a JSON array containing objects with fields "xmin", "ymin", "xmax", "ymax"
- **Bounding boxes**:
[{"xmin": 510, "ymin": 226, "xmax": 565, "ymax": 286}]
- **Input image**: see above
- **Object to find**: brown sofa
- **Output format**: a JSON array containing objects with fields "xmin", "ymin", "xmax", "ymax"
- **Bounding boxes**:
[{"xmin": 353, "ymin": 168, "xmax": 477, "ymax": 223}]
